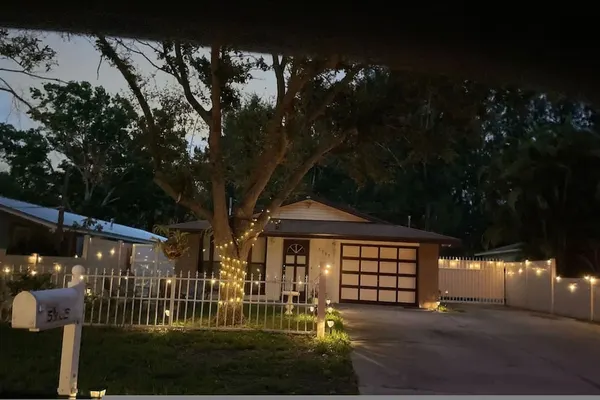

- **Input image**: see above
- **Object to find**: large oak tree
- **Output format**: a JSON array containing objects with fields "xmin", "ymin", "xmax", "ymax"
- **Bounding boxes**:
[{"xmin": 95, "ymin": 37, "xmax": 364, "ymax": 323}]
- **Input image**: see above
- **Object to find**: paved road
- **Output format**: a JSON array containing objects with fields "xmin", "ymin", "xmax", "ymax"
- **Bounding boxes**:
[{"xmin": 340, "ymin": 303, "xmax": 600, "ymax": 395}]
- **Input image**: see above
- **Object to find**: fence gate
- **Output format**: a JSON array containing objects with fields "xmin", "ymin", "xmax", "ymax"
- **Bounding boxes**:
[{"xmin": 438, "ymin": 258, "xmax": 505, "ymax": 304}]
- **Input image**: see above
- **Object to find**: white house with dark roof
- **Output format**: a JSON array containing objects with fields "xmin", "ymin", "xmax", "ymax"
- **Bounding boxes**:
[
  {"xmin": 170, "ymin": 197, "xmax": 460, "ymax": 309},
  {"xmin": 0, "ymin": 196, "xmax": 163, "ymax": 258}
]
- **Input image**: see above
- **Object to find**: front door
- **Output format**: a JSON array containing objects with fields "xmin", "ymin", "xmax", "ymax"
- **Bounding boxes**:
[{"xmin": 282, "ymin": 239, "xmax": 310, "ymax": 301}]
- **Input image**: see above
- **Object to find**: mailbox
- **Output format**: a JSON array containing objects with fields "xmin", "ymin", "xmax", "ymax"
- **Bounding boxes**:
[{"xmin": 12, "ymin": 284, "xmax": 85, "ymax": 331}]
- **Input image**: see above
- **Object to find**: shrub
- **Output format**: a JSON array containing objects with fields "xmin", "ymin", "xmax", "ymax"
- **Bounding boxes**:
[{"xmin": 6, "ymin": 272, "xmax": 56, "ymax": 297}]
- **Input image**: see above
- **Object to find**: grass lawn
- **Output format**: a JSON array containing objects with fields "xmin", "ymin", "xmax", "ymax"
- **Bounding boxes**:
[
  {"xmin": 0, "ymin": 318, "xmax": 357, "ymax": 396},
  {"xmin": 84, "ymin": 299, "xmax": 317, "ymax": 333}
]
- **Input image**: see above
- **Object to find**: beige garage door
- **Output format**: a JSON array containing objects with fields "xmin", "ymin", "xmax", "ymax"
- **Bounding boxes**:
[{"xmin": 339, "ymin": 244, "xmax": 418, "ymax": 305}]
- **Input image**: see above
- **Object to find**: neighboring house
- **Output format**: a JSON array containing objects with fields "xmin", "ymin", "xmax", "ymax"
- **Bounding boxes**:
[
  {"xmin": 474, "ymin": 243, "xmax": 524, "ymax": 262},
  {"xmin": 170, "ymin": 197, "xmax": 460, "ymax": 309},
  {"xmin": 0, "ymin": 196, "xmax": 161, "ymax": 258}
]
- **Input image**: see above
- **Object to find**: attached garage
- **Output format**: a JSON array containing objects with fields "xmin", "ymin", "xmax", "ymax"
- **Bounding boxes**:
[
  {"xmin": 171, "ymin": 197, "xmax": 460, "ymax": 309},
  {"xmin": 340, "ymin": 243, "xmax": 418, "ymax": 305}
]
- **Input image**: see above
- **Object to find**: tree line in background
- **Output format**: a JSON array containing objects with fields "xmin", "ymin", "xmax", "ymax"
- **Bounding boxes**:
[{"xmin": 1, "ymin": 29, "xmax": 600, "ymax": 279}]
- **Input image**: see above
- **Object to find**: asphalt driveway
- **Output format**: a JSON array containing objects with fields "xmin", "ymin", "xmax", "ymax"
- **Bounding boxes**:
[{"xmin": 340, "ymin": 303, "xmax": 600, "ymax": 395}]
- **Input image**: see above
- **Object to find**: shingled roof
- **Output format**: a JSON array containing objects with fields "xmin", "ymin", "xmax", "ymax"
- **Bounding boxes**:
[{"xmin": 169, "ymin": 218, "xmax": 460, "ymax": 246}]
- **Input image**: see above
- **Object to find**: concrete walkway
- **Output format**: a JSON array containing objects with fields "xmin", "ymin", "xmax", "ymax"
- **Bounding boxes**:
[{"xmin": 340, "ymin": 303, "xmax": 600, "ymax": 395}]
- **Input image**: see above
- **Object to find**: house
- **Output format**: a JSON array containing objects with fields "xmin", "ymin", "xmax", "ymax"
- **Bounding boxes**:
[
  {"xmin": 170, "ymin": 197, "xmax": 459, "ymax": 309},
  {"xmin": 474, "ymin": 243, "xmax": 524, "ymax": 262},
  {"xmin": 0, "ymin": 196, "xmax": 161, "ymax": 259}
]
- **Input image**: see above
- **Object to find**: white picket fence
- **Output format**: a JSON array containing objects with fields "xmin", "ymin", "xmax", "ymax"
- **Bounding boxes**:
[{"xmin": 0, "ymin": 264, "xmax": 323, "ymax": 334}]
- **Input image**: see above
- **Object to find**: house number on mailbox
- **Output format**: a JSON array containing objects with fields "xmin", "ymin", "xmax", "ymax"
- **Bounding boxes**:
[{"xmin": 46, "ymin": 307, "xmax": 71, "ymax": 322}]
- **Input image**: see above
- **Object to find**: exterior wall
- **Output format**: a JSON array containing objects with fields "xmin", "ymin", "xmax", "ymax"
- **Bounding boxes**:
[
  {"xmin": 269, "ymin": 200, "xmax": 368, "ymax": 222},
  {"xmin": 0, "ymin": 235, "xmax": 134, "ymax": 273},
  {"xmin": 418, "ymin": 243, "xmax": 440, "ymax": 309},
  {"xmin": 266, "ymin": 237, "xmax": 425, "ymax": 305},
  {"xmin": 0, "ymin": 211, "xmax": 10, "ymax": 249},
  {"xmin": 174, "ymin": 233, "xmax": 202, "ymax": 276},
  {"xmin": 180, "ymin": 234, "xmax": 440, "ymax": 308},
  {"xmin": 0, "ymin": 210, "xmax": 73, "ymax": 255}
]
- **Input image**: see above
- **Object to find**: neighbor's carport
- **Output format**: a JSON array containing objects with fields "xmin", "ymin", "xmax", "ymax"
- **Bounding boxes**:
[{"xmin": 341, "ymin": 304, "xmax": 600, "ymax": 395}]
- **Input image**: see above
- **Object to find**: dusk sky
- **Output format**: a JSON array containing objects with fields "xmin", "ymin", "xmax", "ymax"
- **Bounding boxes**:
[{"xmin": 0, "ymin": 31, "xmax": 278, "ymax": 130}]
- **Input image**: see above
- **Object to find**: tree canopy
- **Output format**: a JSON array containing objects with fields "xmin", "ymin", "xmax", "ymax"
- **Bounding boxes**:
[{"xmin": 1, "ymin": 33, "xmax": 599, "ymax": 283}]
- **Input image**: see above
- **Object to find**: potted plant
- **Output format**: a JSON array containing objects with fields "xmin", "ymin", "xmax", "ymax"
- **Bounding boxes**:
[{"xmin": 152, "ymin": 225, "xmax": 190, "ymax": 261}]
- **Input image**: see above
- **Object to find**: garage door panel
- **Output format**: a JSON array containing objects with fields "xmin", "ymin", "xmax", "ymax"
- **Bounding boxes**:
[
  {"xmin": 343, "ymin": 246, "xmax": 360, "ymax": 257},
  {"xmin": 361, "ymin": 246, "xmax": 378, "ymax": 258},
  {"xmin": 379, "ymin": 247, "xmax": 397, "ymax": 260},
  {"xmin": 398, "ymin": 291, "xmax": 416, "ymax": 303},
  {"xmin": 398, "ymin": 276, "xmax": 416, "ymax": 289},
  {"xmin": 378, "ymin": 290, "xmax": 396, "ymax": 302},
  {"xmin": 379, "ymin": 275, "xmax": 397, "ymax": 288},
  {"xmin": 379, "ymin": 261, "xmax": 397, "ymax": 274},
  {"xmin": 360, "ymin": 289, "xmax": 377, "ymax": 301},
  {"xmin": 341, "ymin": 287, "xmax": 358, "ymax": 300},
  {"xmin": 361, "ymin": 260, "xmax": 378, "ymax": 272},
  {"xmin": 361, "ymin": 275, "xmax": 378, "ymax": 287},
  {"xmin": 399, "ymin": 262, "xmax": 417, "ymax": 275},
  {"xmin": 341, "ymin": 273, "xmax": 359, "ymax": 286},
  {"xmin": 342, "ymin": 259, "xmax": 359, "ymax": 272},
  {"xmin": 399, "ymin": 248, "xmax": 417, "ymax": 260}
]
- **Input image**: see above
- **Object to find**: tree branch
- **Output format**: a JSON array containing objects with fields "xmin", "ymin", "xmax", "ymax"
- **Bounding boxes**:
[
  {"xmin": 96, "ymin": 35, "xmax": 214, "ymax": 222},
  {"xmin": 237, "ymin": 56, "xmax": 346, "ymax": 218},
  {"xmin": 154, "ymin": 172, "xmax": 213, "ymax": 222},
  {"xmin": 95, "ymin": 36, "xmax": 158, "ymax": 152},
  {"xmin": 0, "ymin": 79, "xmax": 33, "ymax": 110},
  {"xmin": 0, "ymin": 67, "xmax": 66, "ymax": 84},
  {"xmin": 173, "ymin": 42, "xmax": 212, "ymax": 125},
  {"xmin": 306, "ymin": 67, "xmax": 360, "ymax": 123},
  {"xmin": 254, "ymin": 131, "xmax": 351, "ymax": 230}
]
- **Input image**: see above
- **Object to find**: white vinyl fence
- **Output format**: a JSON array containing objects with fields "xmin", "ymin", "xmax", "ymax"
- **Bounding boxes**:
[
  {"xmin": 0, "ymin": 264, "xmax": 322, "ymax": 334},
  {"xmin": 438, "ymin": 258, "xmax": 506, "ymax": 304},
  {"xmin": 438, "ymin": 257, "xmax": 599, "ymax": 322}
]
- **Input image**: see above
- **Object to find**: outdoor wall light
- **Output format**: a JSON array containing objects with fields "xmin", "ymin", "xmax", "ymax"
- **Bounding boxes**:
[
  {"xmin": 166, "ymin": 279, "xmax": 172, "ymax": 284},
  {"xmin": 54, "ymin": 264, "xmax": 61, "ymax": 271},
  {"xmin": 3, "ymin": 267, "xmax": 10, "ymax": 274},
  {"xmin": 164, "ymin": 309, "xmax": 170, "ymax": 317},
  {"xmin": 96, "ymin": 252, "xmax": 102, "ymax": 259},
  {"xmin": 556, "ymin": 276, "xmax": 562, "ymax": 282},
  {"xmin": 327, "ymin": 320, "xmax": 334, "ymax": 329},
  {"xmin": 309, "ymin": 306, "xmax": 315, "ymax": 313},
  {"xmin": 568, "ymin": 283, "xmax": 577, "ymax": 292},
  {"xmin": 326, "ymin": 299, "xmax": 331, "ymax": 305},
  {"xmin": 518, "ymin": 268, "xmax": 523, "ymax": 274},
  {"xmin": 110, "ymin": 248, "xmax": 115, "ymax": 256}
]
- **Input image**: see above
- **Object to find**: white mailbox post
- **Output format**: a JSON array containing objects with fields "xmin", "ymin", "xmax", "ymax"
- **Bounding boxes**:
[{"xmin": 12, "ymin": 265, "xmax": 86, "ymax": 398}]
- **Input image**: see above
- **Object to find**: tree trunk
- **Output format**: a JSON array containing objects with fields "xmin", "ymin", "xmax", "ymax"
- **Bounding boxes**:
[
  {"xmin": 54, "ymin": 169, "xmax": 70, "ymax": 255},
  {"xmin": 212, "ymin": 219, "xmax": 255, "ymax": 325}
]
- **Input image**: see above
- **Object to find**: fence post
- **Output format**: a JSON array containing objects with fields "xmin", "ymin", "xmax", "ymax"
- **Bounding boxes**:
[
  {"xmin": 117, "ymin": 240, "xmax": 124, "ymax": 271},
  {"xmin": 550, "ymin": 259, "xmax": 556, "ymax": 315},
  {"xmin": 169, "ymin": 275, "xmax": 176, "ymax": 326},
  {"xmin": 316, "ymin": 266, "xmax": 326, "ymax": 338},
  {"xmin": 590, "ymin": 278, "xmax": 595, "ymax": 321}
]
